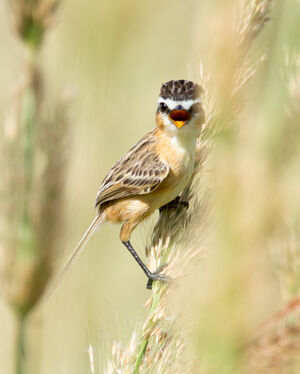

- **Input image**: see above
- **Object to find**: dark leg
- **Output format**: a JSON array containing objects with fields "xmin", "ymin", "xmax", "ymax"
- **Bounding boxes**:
[
  {"xmin": 159, "ymin": 196, "xmax": 189, "ymax": 213},
  {"xmin": 122, "ymin": 241, "xmax": 169, "ymax": 289}
]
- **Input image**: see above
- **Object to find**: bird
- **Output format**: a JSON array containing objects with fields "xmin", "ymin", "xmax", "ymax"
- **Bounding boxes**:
[{"xmin": 51, "ymin": 79, "xmax": 205, "ymax": 294}]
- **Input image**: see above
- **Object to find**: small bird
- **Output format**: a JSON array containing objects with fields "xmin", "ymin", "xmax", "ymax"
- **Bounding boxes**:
[{"xmin": 52, "ymin": 79, "xmax": 204, "ymax": 293}]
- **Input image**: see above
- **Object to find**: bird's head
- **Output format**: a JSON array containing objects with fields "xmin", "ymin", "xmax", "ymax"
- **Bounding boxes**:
[{"xmin": 156, "ymin": 80, "xmax": 205, "ymax": 137}]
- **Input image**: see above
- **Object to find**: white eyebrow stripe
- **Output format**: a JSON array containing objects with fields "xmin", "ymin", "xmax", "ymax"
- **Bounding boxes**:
[{"xmin": 157, "ymin": 97, "xmax": 201, "ymax": 110}]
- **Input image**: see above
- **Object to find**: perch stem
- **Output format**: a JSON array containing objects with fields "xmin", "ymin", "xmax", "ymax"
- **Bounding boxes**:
[{"xmin": 133, "ymin": 246, "xmax": 170, "ymax": 373}]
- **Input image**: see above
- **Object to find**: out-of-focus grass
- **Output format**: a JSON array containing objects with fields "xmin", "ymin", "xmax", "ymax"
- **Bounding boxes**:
[
  {"xmin": 0, "ymin": 0, "xmax": 300, "ymax": 373},
  {"xmin": 176, "ymin": 1, "xmax": 300, "ymax": 373},
  {"xmin": 1, "ymin": 1, "xmax": 209, "ymax": 373}
]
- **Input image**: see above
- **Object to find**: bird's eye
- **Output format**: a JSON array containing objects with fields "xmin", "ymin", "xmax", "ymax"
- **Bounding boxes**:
[
  {"xmin": 191, "ymin": 103, "xmax": 202, "ymax": 114},
  {"xmin": 159, "ymin": 102, "xmax": 168, "ymax": 112}
]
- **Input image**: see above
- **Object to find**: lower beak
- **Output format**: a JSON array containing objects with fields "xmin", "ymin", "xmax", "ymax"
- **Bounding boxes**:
[
  {"xmin": 169, "ymin": 109, "xmax": 190, "ymax": 128},
  {"xmin": 173, "ymin": 121, "xmax": 185, "ymax": 128}
]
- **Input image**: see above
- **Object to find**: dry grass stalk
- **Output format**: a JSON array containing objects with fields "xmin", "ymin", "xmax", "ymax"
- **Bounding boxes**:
[
  {"xmin": 0, "ymin": 1, "xmax": 67, "ymax": 373},
  {"xmin": 271, "ymin": 232, "xmax": 300, "ymax": 300},
  {"xmin": 10, "ymin": 0, "xmax": 60, "ymax": 47},
  {"xmin": 239, "ymin": 0, "xmax": 272, "ymax": 50},
  {"xmin": 201, "ymin": 0, "xmax": 272, "ymax": 143},
  {"xmin": 1, "ymin": 78, "xmax": 71, "ymax": 311},
  {"xmin": 245, "ymin": 298, "xmax": 300, "ymax": 373},
  {"xmin": 243, "ymin": 50, "xmax": 300, "ymax": 374}
]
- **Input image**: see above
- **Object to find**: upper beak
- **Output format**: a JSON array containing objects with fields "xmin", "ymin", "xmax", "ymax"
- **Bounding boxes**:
[{"xmin": 169, "ymin": 109, "xmax": 190, "ymax": 128}]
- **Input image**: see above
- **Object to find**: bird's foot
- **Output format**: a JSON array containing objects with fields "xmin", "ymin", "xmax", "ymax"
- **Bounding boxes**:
[
  {"xmin": 146, "ymin": 265, "xmax": 171, "ymax": 290},
  {"xmin": 159, "ymin": 196, "xmax": 189, "ymax": 213}
]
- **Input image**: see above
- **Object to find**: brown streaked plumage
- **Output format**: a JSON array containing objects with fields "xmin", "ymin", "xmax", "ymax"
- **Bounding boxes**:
[
  {"xmin": 95, "ymin": 129, "xmax": 169, "ymax": 210},
  {"xmin": 50, "ymin": 80, "xmax": 204, "ymax": 295}
]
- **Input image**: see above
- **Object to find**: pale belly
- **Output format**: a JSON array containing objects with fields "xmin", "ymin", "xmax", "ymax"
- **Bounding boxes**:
[{"xmin": 150, "ymin": 164, "xmax": 193, "ymax": 210}]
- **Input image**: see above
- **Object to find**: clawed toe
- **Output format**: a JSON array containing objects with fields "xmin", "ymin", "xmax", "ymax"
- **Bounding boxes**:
[
  {"xmin": 146, "ymin": 267, "xmax": 171, "ymax": 290},
  {"xmin": 159, "ymin": 197, "xmax": 189, "ymax": 213},
  {"xmin": 180, "ymin": 201, "xmax": 189, "ymax": 209}
]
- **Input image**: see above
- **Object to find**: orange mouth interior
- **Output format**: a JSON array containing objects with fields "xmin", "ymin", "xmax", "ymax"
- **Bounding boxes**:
[{"xmin": 169, "ymin": 109, "xmax": 190, "ymax": 128}]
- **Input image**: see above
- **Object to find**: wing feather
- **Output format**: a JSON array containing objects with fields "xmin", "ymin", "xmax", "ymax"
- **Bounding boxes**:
[{"xmin": 95, "ymin": 130, "xmax": 169, "ymax": 208}]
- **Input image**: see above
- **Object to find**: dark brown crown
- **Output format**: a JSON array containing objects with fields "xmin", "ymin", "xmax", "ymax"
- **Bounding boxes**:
[{"xmin": 159, "ymin": 80, "xmax": 202, "ymax": 101}]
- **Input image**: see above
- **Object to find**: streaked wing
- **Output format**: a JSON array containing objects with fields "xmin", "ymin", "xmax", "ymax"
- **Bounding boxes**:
[{"xmin": 95, "ymin": 130, "xmax": 169, "ymax": 208}]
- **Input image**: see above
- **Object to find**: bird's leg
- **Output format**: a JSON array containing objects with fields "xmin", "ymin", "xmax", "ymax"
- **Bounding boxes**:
[
  {"xmin": 122, "ymin": 241, "xmax": 169, "ymax": 290},
  {"xmin": 159, "ymin": 196, "xmax": 189, "ymax": 213}
]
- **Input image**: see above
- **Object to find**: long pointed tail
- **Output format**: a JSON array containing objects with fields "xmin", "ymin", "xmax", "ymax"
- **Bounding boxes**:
[{"xmin": 46, "ymin": 213, "xmax": 105, "ymax": 299}]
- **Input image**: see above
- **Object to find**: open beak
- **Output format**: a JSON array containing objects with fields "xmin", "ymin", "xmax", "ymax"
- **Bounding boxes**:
[{"xmin": 169, "ymin": 109, "xmax": 190, "ymax": 128}]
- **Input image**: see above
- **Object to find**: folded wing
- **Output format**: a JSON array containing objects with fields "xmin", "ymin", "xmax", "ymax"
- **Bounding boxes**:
[{"xmin": 95, "ymin": 130, "xmax": 169, "ymax": 208}]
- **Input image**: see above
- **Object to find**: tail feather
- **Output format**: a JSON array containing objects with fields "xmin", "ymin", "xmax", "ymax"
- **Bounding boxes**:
[{"xmin": 46, "ymin": 213, "xmax": 105, "ymax": 299}]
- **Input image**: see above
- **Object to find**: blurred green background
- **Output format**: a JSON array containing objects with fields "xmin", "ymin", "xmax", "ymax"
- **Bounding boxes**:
[
  {"xmin": 0, "ymin": 1, "xmax": 208, "ymax": 372},
  {"xmin": 0, "ymin": 0, "xmax": 300, "ymax": 373}
]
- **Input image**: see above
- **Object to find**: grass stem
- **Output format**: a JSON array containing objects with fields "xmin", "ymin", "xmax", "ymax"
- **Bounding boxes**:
[
  {"xmin": 15, "ymin": 315, "xmax": 27, "ymax": 374},
  {"xmin": 133, "ymin": 243, "xmax": 169, "ymax": 373},
  {"xmin": 133, "ymin": 288, "xmax": 162, "ymax": 374}
]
